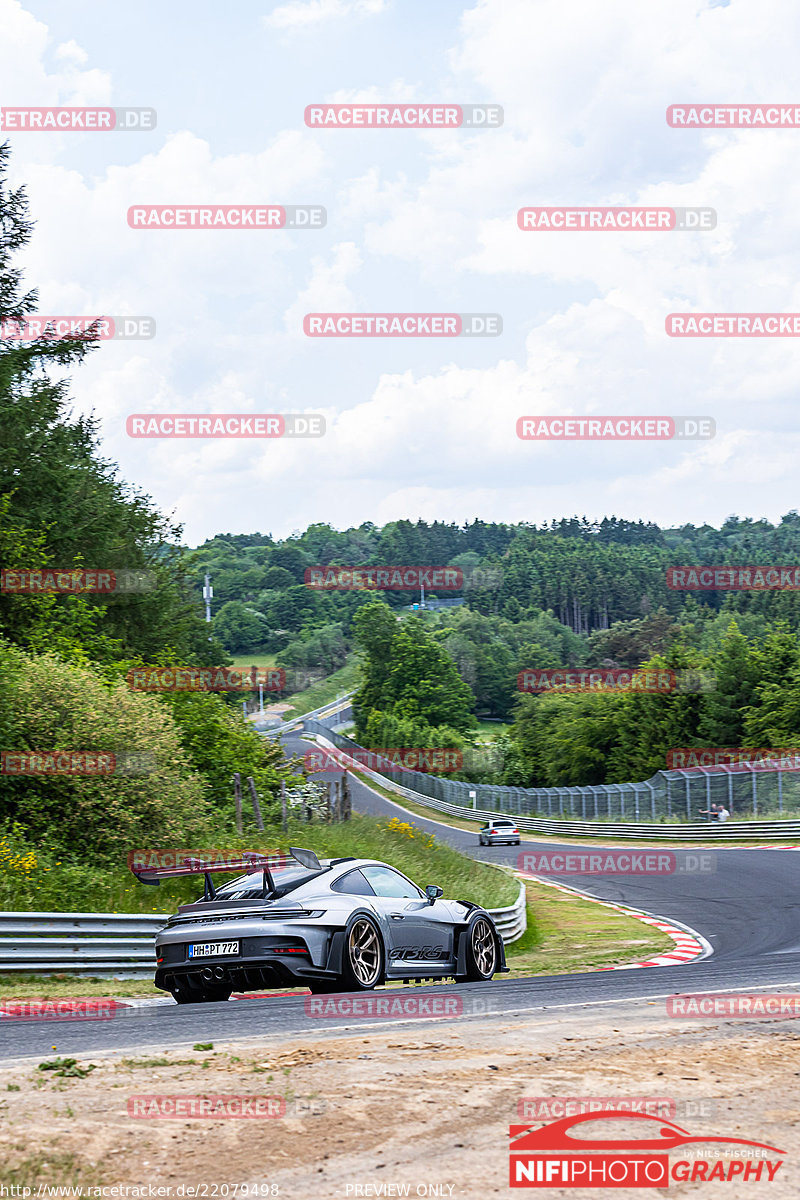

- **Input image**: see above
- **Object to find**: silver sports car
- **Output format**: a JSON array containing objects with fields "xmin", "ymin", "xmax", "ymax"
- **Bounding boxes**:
[{"xmin": 132, "ymin": 848, "xmax": 508, "ymax": 1003}]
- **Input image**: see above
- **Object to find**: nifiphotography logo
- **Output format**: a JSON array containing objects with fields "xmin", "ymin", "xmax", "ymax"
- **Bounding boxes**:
[{"xmin": 509, "ymin": 1111, "xmax": 785, "ymax": 1188}]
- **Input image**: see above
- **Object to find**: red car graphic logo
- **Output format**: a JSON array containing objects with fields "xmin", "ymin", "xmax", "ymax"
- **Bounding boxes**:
[
  {"xmin": 509, "ymin": 1111, "xmax": 785, "ymax": 1188},
  {"xmin": 510, "ymin": 1110, "xmax": 785, "ymax": 1154}
]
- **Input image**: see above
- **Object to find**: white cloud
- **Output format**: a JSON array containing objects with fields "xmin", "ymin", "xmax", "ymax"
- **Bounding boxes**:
[
  {"xmin": 263, "ymin": 0, "xmax": 387, "ymax": 33},
  {"xmin": 6, "ymin": 0, "xmax": 800, "ymax": 539}
]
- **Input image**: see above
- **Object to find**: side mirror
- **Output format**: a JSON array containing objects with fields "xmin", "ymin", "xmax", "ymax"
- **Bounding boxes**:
[{"xmin": 425, "ymin": 885, "xmax": 444, "ymax": 905}]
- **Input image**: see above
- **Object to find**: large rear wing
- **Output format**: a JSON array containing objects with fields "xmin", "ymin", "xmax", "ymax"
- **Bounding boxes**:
[{"xmin": 129, "ymin": 847, "xmax": 322, "ymax": 898}]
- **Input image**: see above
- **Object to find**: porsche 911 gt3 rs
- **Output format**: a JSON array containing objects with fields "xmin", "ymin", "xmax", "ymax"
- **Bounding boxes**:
[{"xmin": 132, "ymin": 848, "xmax": 508, "ymax": 1003}]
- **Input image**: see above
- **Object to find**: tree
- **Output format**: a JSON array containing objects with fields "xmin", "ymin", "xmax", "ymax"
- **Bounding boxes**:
[
  {"xmin": 697, "ymin": 620, "xmax": 759, "ymax": 744},
  {"xmin": 352, "ymin": 601, "xmax": 475, "ymax": 741},
  {"xmin": 0, "ymin": 142, "xmax": 222, "ymax": 668},
  {"xmin": 212, "ymin": 602, "xmax": 269, "ymax": 654}
]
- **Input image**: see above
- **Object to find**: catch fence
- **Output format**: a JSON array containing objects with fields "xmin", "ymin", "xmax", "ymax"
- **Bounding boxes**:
[{"xmin": 304, "ymin": 720, "xmax": 800, "ymax": 825}]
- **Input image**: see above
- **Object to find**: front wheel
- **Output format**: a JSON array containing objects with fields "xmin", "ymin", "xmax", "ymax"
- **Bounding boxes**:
[
  {"xmin": 460, "ymin": 916, "xmax": 498, "ymax": 982},
  {"xmin": 341, "ymin": 915, "xmax": 384, "ymax": 990}
]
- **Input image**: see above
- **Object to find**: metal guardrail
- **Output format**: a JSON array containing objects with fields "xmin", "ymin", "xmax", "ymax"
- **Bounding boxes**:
[
  {"xmin": 0, "ymin": 912, "xmax": 167, "ymax": 975},
  {"xmin": 263, "ymin": 693, "xmax": 354, "ymax": 739},
  {"xmin": 488, "ymin": 881, "xmax": 527, "ymax": 943},
  {"xmin": 0, "ymin": 879, "xmax": 527, "ymax": 974}
]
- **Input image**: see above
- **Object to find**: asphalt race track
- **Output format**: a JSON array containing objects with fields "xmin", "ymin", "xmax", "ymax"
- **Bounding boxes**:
[{"xmin": 2, "ymin": 730, "xmax": 799, "ymax": 1062}]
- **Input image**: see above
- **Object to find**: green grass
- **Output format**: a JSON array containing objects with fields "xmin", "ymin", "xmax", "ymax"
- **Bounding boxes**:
[
  {"xmin": 228, "ymin": 652, "xmax": 278, "ymax": 672},
  {"xmin": 282, "ymin": 657, "xmax": 360, "ymax": 717},
  {"xmin": 506, "ymin": 879, "xmax": 673, "ymax": 974},
  {"xmin": 285, "ymin": 814, "xmax": 519, "ymax": 906},
  {"xmin": 0, "ymin": 974, "xmax": 167, "ymax": 998},
  {"xmin": 0, "ymin": 812, "xmax": 517, "ymax": 914},
  {"xmin": 0, "ymin": 1153, "xmax": 107, "ymax": 1188},
  {"xmin": 471, "ymin": 719, "xmax": 511, "ymax": 739}
]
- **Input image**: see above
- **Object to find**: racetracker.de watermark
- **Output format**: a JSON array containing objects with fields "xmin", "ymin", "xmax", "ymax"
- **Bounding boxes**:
[
  {"xmin": 667, "ymin": 747, "xmax": 800, "ymax": 771},
  {"xmin": 1, "ymin": 106, "xmax": 156, "ymax": 131},
  {"xmin": 305, "ymin": 994, "xmax": 463, "ymax": 1019},
  {"xmin": 0, "ymin": 316, "xmax": 155, "ymax": 340},
  {"xmin": 127, "ymin": 205, "xmax": 325, "ymax": 229},
  {"xmin": 128, "ymin": 848, "xmax": 290, "ymax": 873},
  {"xmin": 518, "ymin": 207, "xmax": 715, "ymax": 231},
  {"xmin": 519, "ymin": 668, "xmax": 678, "ymax": 694},
  {"xmin": 517, "ymin": 1097, "xmax": 718, "ymax": 1121},
  {"xmin": 0, "ymin": 1000, "xmax": 126, "ymax": 1021},
  {"xmin": 304, "ymin": 748, "xmax": 463, "ymax": 774},
  {"xmin": 305, "ymin": 565, "xmax": 463, "ymax": 590},
  {"xmin": 303, "ymin": 313, "xmax": 501, "ymax": 336},
  {"xmin": 667, "ymin": 313, "xmax": 800, "ymax": 336},
  {"xmin": 128, "ymin": 1095, "xmax": 286, "ymax": 1119},
  {"xmin": 126, "ymin": 667, "xmax": 285, "ymax": 692},
  {"xmin": 667, "ymin": 104, "xmax": 800, "ymax": 127},
  {"xmin": 667, "ymin": 565, "xmax": 800, "ymax": 590},
  {"xmin": 518, "ymin": 668, "xmax": 716, "ymax": 694},
  {"xmin": 304, "ymin": 103, "xmax": 503, "ymax": 128},
  {"xmin": 517, "ymin": 416, "xmax": 715, "ymax": 440},
  {"xmin": 1, "ymin": 751, "xmax": 155, "ymax": 776},
  {"xmin": 0, "ymin": 568, "xmax": 156, "ymax": 594},
  {"xmin": 126, "ymin": 414, "xmax": 324, "ymax": 438},
  {"xmin": 667, "ymin": 993, "xmax": 800, "ymax": 1018},
  {"xmin": 519, "ymin": 850, "xmax": 716, "ymax": 875}
]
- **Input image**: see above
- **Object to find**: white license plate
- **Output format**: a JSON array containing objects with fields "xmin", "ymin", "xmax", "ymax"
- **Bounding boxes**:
[{"xmin": 188, "ymin": 941, "xmax": 239, "ymax": 958}]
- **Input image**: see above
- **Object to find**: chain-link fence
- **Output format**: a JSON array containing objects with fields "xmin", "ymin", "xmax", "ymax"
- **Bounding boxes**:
[{"xmin": 304, "ymin": 720, "xmax": 800, "ymax": 824}]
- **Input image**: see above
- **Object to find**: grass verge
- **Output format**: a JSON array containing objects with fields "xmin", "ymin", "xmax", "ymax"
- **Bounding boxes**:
[
  {"xmin": 505, "ymin": 880, "xmax": 674, "ymax": 974},
  {"xmin": 0, "ymin": 813, "xmax": 518, "ymax": 913},
  {"xmin": 228, "ymin": 652, "xmax": 278, "ymax": 673},
  {"xmin": 281, "ymin": 658, "xmax": 360, "ymax": 717}
]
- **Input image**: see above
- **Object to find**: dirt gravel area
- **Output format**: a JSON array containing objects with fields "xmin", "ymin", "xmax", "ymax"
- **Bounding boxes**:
[{"xmin": 2, "ymin": 1002, "xmax": 799, "ymax": 1197}]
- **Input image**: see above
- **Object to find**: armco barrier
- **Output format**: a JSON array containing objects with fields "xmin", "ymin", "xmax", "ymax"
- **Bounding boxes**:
[
  {"xmin": 488, "ymin": 880, "xmax": 527, "ymax": 942},
  {"xmin": 264, "ymin": 693, "xmax": 354, "ymax": 739},
  {"xmin": 0, "ymin": 883, "xmax": 526, "ymax": 974},
  {"xmin": 0, "ymin": 912, "xmax": 167, "ymax": 975}
]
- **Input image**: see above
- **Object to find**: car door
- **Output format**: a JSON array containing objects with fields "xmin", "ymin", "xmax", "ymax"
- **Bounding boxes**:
[{"xmin": 361, "ymin": 865, "xmax": 454, "ymax": 972}]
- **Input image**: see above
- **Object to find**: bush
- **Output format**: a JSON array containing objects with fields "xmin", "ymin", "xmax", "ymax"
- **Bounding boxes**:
[{"xmin": 0, "ymin": 647, "xmax": 213, "ymax": 862}]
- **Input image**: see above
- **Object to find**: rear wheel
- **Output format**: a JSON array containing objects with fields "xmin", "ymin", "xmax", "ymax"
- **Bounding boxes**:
[
  {"xmin": 341, "ymin": 915, "xmax": 384, "ymax": 990},
  {"xmin": 460, "ymin": 916, "xmax": 498, "ymax": 982}
]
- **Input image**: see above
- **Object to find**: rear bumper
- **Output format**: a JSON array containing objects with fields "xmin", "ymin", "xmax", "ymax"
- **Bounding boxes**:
[
  {"xmin": 155, "ymin": 924, "xmax": 345, "ymax": 994},
  {"xmin": 155, "ymin": 954, "xmax": 342, "ymax": 994}
]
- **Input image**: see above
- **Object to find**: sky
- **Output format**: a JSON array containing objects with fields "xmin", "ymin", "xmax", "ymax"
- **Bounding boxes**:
[{"xmin": 2, "ymin": 0, "xmax": 799, "ymax": 543}]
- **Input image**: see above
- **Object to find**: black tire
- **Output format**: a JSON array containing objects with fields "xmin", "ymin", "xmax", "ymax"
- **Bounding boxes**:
[
  {"xmin": 461, "ymin": 915, "xmax": 498, "ymax": 982},
  {"xmin": 307, "ymin": 980, "xmax": 341, "ymax": 995},
  {"xmin": 341, "ymin": 914, "xmax": 384, "ymax": 991},
  {"xmin": 170, "ymin": 980, "xmax": 232, "ymax": 1004}
]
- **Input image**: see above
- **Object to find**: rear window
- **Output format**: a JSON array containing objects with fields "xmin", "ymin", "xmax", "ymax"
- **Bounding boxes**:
[{"xmin": 492, "ymin": 821, "xmax": 515, "ymax": 827}]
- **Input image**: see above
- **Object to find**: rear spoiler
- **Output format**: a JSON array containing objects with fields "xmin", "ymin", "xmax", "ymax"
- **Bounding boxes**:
[{"xmin": 129, "ymin": 847, "xmax": 322, "ymax": 899}]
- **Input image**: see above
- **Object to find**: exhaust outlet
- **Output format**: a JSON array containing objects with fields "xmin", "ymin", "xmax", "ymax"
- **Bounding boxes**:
[
  {"xmin": 201, "ymin": 967, "xmax": 214, "ymax": 982},
  {"xmin": 213, "ymin": 966, "xmax": 226, "ymax": 981}
]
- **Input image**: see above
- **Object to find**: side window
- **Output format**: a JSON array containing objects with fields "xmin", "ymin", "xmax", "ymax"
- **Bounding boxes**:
[
  {"xmin": 362, "ymin": 866, "xmax": 423, "ymax": 900},
  {"xmin": 331, "ymin": 869, "xmax": 376, "ymax": 896}
]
